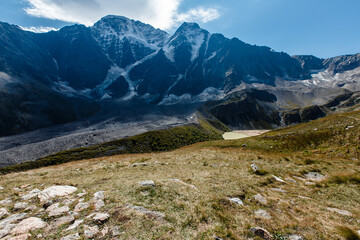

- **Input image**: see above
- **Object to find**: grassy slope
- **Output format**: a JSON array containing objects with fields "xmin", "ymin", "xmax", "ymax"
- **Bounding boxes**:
[
  {"xmin": 0, "ymin": 110, "xmax": 359, "ymax": 239},
  {"xmin": 0, "ymin": 123, "xmax": 222, "ymax": 174}
]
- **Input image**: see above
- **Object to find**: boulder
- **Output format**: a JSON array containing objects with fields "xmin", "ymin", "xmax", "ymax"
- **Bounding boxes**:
[
  {"xmin": 61, "ymin": 233, "xmax": 81, "ymax": 240},
  {"xmin": 304, "ymin": 172, "xmax": 326, "ymax": 182},
  {"xmin": 10, "ymin": 217, "xmax": 46, "ymax": 234},
  {"xmin": 254, "ymin": 209, "xmax": 272, "ymax": 219},
  {"xmin": 66, "ymin": 220, "xmax": 84, "ymax": 231},
  {"xmin": 250, "ymin": 227, "xmax": 272, "ymax": 240},
  {"xmin": 38, "ymin": 186, "xmax": 77, "ymax": 202},
  {"xmin": 46, "ymin": 203, "xmax": 70, "ymax": 217},
  {"xmin": 84, "ymin": 225, "xmax": 99, "ymax": 238},
  {"xmin": 254, "ymin": 194, "xmax": 267, "ymax": 205},
  {"xmin": 0, "ymin": 208, "xmax": 9, "ymax": 219},
  {"xmin": 229, "ymin": 198, "xmax": 244, "ymax": 206},
  {"xmin": 21, "ymin": 189, "xmax": 40, "ymax": 201},
  {"xmin": 13, "ymin": 203, "xmax": 28, "ymax": 211},
  {"xmin": 93, "ymin": 213, "xmax": 109, "ymax": 222},
  {"xmin": 74, "ymin": 202, "xmax": 90, "ymax": 212}
]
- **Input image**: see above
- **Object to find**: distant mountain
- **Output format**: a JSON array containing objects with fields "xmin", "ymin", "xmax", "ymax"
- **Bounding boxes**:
[{"xmin": 0, "ymin": 15, "xmax": 359, "ymax": 136}]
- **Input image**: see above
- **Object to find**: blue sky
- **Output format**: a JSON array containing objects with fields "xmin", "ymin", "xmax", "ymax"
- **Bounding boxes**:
[{"xmin": 0, "ymin": 0, "xmax": 359, "ymax": 58}]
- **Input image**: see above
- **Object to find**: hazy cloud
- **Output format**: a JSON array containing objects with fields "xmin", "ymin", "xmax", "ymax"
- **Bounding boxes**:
[{"xmin": 24, "ymin": 0, "xmax": 221, "ymax": 30}]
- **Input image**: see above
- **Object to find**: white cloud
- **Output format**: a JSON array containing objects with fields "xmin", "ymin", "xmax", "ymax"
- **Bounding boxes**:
[
  {"xmin": 20, "ymin": 26, "xmax": 58, "ymax": 33},
  {"xmin": 23, "ymin": 0, "xmax": 221, "ymax": 30}
]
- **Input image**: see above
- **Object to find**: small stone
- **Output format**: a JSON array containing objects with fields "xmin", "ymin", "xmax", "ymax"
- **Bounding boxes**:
[
  {"xmin": 270, "ymin": 188, "xmax": 287, "ymax": 193},
  {"xmin": 50, "ymin": 215, "xmax": 74, "ymax": 228},
  {"xmin": 357, "ymin": 230, "xmax": 360, "ymax": 236},
  {"xmin": 305, "ymin": 182, "xmax": 316, "ymax": 186},
  {"xmin": 46, "ymin": 203, "xmax": 70, "ymax": 217},
  {"xmin": 5, "ymin": 233, "xmax": 31, "ymax": 240},
  {"xmin": 254, "ymin": 209, "xmax": 271, "ymax": 219},
  {"xmin": 100, "ymin": 226, "xmax": 109, "ymax": 237},
  {"xmin": 138, "ymin": 180, "xmax": 155, "ymax": 187},
  {"xmin": 250, "ymin": 227, "xmax": 272, "ymax": 240},
  {"xmin": 14, "ymin": 202, "xmax": 28, "ymax": 211},
  {"xmin": 304, "ymin": 172, "xmax": 326, "ymax": 181},
  {"xmin": 285, "ymin": 178, "xmax": 297, "ymax": 183},
  {"xmin": 66, "ymin": 219, "xmax": 84, "ymax": 231},
  {"xmin": 0, "ymin": 199, "xmax": 12, "ymax": 206},
  {"xmin": 25, "ymin": 205, "xmax": 37, "ymax": 212},
  {"xmin": 61, "ymin": 233, "xmax": 81, "ymax": 240},
  {"xmin": 0, "ymin": 187, "xmax": 4, "ymax": 190},
  {"xmin": 0, "ymin": 208, "xmax": 9, "ymax": 219},
  {"xmin": 288, "ymin": 235, "xmax": 304, "ymax": 240},
  {"xmin": 93, "ymin": 213, "xmax": 110, "ymax": 222},
  {"xmin": 76, "ymin": 193, "xmax": 86, "ymax": 198},
  {"xmin": 95, "ymin": 199, "xmax": 105, "ymax": 210},
  {"xmin": 254, "ymin": 194, "xmax": 267, "ymax": 205},
  {"xmin": 0, "ymin": 213, "xmax": 27, "ymax": 229},
  {"xmin": 94, "ymin": 191, "xmax": 105, "ymax": 200},
  {"xmin": 272, "ymin": 175, "xmax": 286, "ymax": 183},
  {"xmin": 10, "ymin": 217, "xmax": 46, "ymax": 234},
  {"xmin": 21, "ymin": 189, "xmax": 40, "ymax": 201},
  {"xmin": 213, "ymin": 235, "xmax": 224, "ymax": 240},
  {"xmin": 298, "ymin": 195, "xmax": 311, "ymax": 200},
  {"xmin": 20, "ymin": 185, "xmax": 30, "ymax": 189},
  {"xmin": 13, "ymin": 187, "xmax": 22, "ymax": 192},
  {"xmin": 84, "ymin": 225, "xmax": 99, "ymax": 238},
  {"xmin": 38, "ymin": 186, "xmax": 77, "ymax": 203},
  {"xmin": 126, "ymin": 204, "xmax": 165, "ymax": 219},
  {"xmin": 74, "ymin": 202, "xmax": 90, "ymax": 212},
  {"xmin": 229, "ymin": 198, "xmax": 244, "ymax": 206},
  {"xmin": 251, "ymin": 164, "xmax": 259, "ymax": 172},
  {"xmin": 111, "ymin": 226, "xmax": 123, "ymax": 236},
  {"xmin": 62, "ymin": 199, "xmax": 76, "ymax": 206},
  {"xmin": 326, "ymin": 207, "xmax": 352, "ymax": 216}
]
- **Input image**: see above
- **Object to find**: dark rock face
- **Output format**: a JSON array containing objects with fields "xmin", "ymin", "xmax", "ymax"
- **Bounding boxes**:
[
  {"xmin": 292, "ymin": 55, "xmax": 324, "ymax": 71},
  {"xmin": 203, "ymin": 89, "xmax": 280, "ymax": 129},
  {"xmin": 324, "ymin": 53, "xmax": 360, "ymax": 74},
  {"xmin": 35, "ymin": 25, "xmax": 112, "ymax": 90}
]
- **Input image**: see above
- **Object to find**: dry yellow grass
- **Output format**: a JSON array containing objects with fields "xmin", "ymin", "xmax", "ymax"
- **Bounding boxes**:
[{"xmin": 0, "ymin": 143, "xmax": 359, "ymax": 239}]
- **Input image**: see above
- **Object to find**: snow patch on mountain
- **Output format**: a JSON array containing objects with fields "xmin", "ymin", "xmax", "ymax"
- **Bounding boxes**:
[
  {"xmin": 159, "ymin": 87, "xmax": 224, "ymax": 105},
  {"xmin": 0, "ymin": 72, "xmax": 16, "ymax": 89},
  {"xmin": 163, "ymin": 45, "xmax": 175, "ymax": 62}
]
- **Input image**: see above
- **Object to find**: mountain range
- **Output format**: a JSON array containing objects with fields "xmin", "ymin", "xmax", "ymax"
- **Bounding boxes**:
[{"xmin": 0, "ymin": 15, "xmax": 359, "ymax": 137}]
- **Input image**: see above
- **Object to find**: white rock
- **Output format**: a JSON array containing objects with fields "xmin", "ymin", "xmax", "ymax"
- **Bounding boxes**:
[
  {"xmin": 254, "ymin": 194, "xmax": 267, "ymax": 205},
  {"xmin": 66, "ymin": 220, "xmax": 84, "ymax": 231},
  {"xmin": 327, "ymin": 207, "xmax": 352, "ymax": 216},
  {"xmin": 288, "ymin": 235, "xmax": 304, "ymax": 240},
  {"xmin": 84, "ymin": 225, "xmax": 99, "ymax": 238},
  {"xmin": 46, "ymin": 203, "xmax": 70, "ymax": 217},
  {"xmin": 285, "ymin": 178, "xmax": 297, "ymax": 183},
  {"xmin": 62, "ymin": 199, "xmax": 76, "ymax": 206},
  {"xmin": 21, "ymin": 189, "xmax": 40, "ymax": 201},
  {"xmin": 100, "ymin": 226, "xmax": 109, "ymax": 237},
  {"xmin": 111, "ymin": 226, "xmax": 123, "ymax": 236},
  {"xmin": 14, "ymin": 202, "xmax": 28, "ymax": 211},
  {"xmin": 229, "ymin": 198, "xmax": 244, "ymax": 206},
  {"xmin": 93, "ymin": 213, "xmax": 110, "ymax": 222},
  {"xmin": 0, "ymin": 199, "xmax": 12, "ymax": 206},
  {"xmin": 61, "ymin": 233, "xmax": 81, "ymax": 240},
  {"xmin": 74, "ymin": 202, "xmax": 90, "ymax": 212},
  {"xmin": 38, "ymin": 186, "xmax": 77, "ymax": 202},
  {"xmin": 0, "ymin": 213, "xmax": 27, "ymax": 229},
  {"xmin": 0, "ymin": 187, "xmax": 4, "ymax": 190},
  {"xmin": 251, "ymin": 163, "xmax": 259, "ymax": 172},
  {"xmin": 270, "ymin": 188, "xmax": 287, "ymax": 193},
  {"xmin": 95, "ymin": 199, "xmax": 105, "ymax": 210},
  {"xmin": 305, "ymin": 172, "xmax": 326, "ymax": 181},
  {"xmin": 4, "ymin": 233, "xmax": 31, "ymax": 240},
  {"xmin": 254, "ymin": 209, "xmax": 272, "ymax": 219},
  {"xmin": 50, "ymin": 215, "xmax": 74, "ymax": 228},
  {"xmin": 0, "ymin": 223, "xmax": 16, "ymax": 238},
  {"xmin": 138, "ymin": 180, "xmax": 155, "ymax": 187},
  {"xmin": 10, "ymin": 217, "xmax": 46, "ymax": 234},
  {"xmin": 272, "ymin": 175, "xmax": 286, "ymax": 183},
  {"xmin": 305, "ymin": 182, "xmax": 316, "ymax": 186},
  {"xmin": 94, "ymin": 191, "xmax": 105, "ymax": 200},
  {"xmin": 0, "ymin": 208, "xmax": 9, "ymax": 219},
  {"xmin": 126, "ymin": 204, "xmax": 165, "ymax": 219}
]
